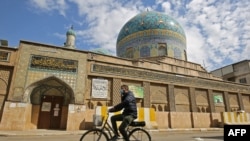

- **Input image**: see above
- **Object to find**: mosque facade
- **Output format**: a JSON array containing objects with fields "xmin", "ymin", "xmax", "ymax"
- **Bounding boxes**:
[{"xmin": 0, "ymin": 11, "xmax": 250, "ymax": 131}]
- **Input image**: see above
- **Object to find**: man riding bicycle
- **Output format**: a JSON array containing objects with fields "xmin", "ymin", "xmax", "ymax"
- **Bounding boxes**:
[{"xmin": 108, "ymin": 84, "xmax": 138, "ymax": 141}]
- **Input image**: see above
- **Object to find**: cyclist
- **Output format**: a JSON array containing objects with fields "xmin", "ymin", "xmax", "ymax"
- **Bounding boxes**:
[{"xmin": 108, "ymin": 84, "xmax": 138, "ymax": 141}]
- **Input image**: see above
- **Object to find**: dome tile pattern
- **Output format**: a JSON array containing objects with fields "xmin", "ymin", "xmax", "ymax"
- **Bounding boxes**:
[
  {"xmin": 117, "ymin": 11, "xmax": 185, "ymax": 42},
  {"xmin": 116, "ymin": 11, "xmax": 187, "ymax": 60}
]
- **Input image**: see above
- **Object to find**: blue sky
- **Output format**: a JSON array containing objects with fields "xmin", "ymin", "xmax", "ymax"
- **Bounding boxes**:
[{"xmin": 0, "ymin": 0, "xmax": 249, "ymax": 71}]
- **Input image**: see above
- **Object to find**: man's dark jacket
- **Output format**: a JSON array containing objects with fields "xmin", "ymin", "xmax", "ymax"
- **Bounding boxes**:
[{"xmin": 110, "ymin": 91, "xmax": 137, "ymax": 119}]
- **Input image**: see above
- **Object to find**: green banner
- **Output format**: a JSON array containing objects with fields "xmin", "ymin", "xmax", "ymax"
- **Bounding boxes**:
[
  {"xmin": 129, "ymin": 85, "xmax": 144, "ymax": 98},
  {"xmin": 214, "ymin": 95, "xmax": 223, "ymax": 104}
]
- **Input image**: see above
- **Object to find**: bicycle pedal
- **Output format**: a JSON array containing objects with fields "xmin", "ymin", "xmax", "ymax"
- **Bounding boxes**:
[
  {"xmin": 109, "ymin": 137, "xmax": 123, "ymax": 141},
  {"xmin": 109, "ymin": 136, "xmax": 123, "ymax": 141}
]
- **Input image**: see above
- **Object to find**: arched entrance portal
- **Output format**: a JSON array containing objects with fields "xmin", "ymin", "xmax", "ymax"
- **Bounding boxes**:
[{"xmin": 28, "ymin": 76, "xmax": 74, "ymax": 130}]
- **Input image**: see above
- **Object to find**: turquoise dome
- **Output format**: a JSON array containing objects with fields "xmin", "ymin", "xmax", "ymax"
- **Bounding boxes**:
[
  {"xmin": 116, "ymin": 11, "xmax": 187, "ymax": 60},
  {"xmin": 66, "ymin": 26, "xmax": 76, "ymax": 37}
]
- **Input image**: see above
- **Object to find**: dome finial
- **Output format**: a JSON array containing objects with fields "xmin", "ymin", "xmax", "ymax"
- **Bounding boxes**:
[{"xmin": 71, "ymin": 25, "xmax": 74, "ymax": 30}]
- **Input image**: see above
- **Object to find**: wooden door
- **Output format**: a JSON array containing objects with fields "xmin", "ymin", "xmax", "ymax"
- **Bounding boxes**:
[
  {"xmin": 38, "ymin": 95, "xmax": 52, "ymax": 129},
  {"xmin": 50, "ymin": 96, "xmax": 63, "ymax": 129},
  {"xmin": 38, "ymin": 95, "xmax": 63, "ymax": 129}
]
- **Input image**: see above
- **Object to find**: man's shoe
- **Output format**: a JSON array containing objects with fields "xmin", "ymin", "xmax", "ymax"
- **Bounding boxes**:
[{"xmin": 109, "ymin": 135, "xmax": 119, "ymax": 141}]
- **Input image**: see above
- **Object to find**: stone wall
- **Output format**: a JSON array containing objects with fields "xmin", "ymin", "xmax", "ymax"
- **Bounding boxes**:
[
  {"xmin": 0, "ymin": 101, "xmax": 247, "ymax": 131},
  {"xmin": 0, "ymin": 102, "xmax": 36, "ymax": 130}
]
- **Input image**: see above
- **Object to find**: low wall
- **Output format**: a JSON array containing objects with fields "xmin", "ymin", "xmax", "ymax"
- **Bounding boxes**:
[
  {"xmin": 66, "ymin": 110, "xmax": 95, "ymax": 130},
  {"xmin": 155, "ymin": 112, "xmax": 223, "ymax": 129},
  {"xmin": 66, "ymin": 104, "xmax": 94, "ymax": 130},
  {"xmin": 0, "ymin": 102, "xmax": 36, "ymax": 130},
  {"xmin": 94, "ymin": 106, "xmax": 158, "ymax": 129},
  {"xmin": 169, "ymin": 112, "xmax": 192, "ymax": 128},
  {"xmin": 221, "ymin": 112, "xmax": 250, "ymax": 126},
  {"xmin": 210, "ymin": 112, "xmax": 222, "ymax": 127},
  {"xmin": 155, "ymin": 112, "xmax": 170, "ymax": 129},
  {"xmin": 192, "ymin": 113, "xmax": 211, "ymax": 128},
  {"xmin": 0, "ymin": 102, "xmax": 225, "ymax": 131}
]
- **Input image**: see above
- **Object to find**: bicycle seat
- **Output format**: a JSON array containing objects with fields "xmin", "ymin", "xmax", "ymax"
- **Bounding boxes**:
[{"xmin": 130, "ymin": 121, "xmax": 146, "ymax": 127}]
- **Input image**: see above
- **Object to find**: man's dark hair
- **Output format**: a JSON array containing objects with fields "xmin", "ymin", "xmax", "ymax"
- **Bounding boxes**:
[{"xmin": 121, "ymin": 84, "xmax": 129, "ymax": 90}]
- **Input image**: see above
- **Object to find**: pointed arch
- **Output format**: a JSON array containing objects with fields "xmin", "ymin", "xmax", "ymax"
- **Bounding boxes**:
[
  {"xmin": 126, "ymin": 47, "xmax": 134, "ymax": 58},
  {"xmin": 196, "ymin": 94, "xmax": 208, "ymax": 106},
  {"xmin": 24, "ymin": 76, "xmax": 74, "ymax": 105},
  {"xmin": 158, "ymin": 43, "xmax": 167, "ymax": 56},
  {"xmin": 140, "ymin": 46, "xmax": 150, "ymax": 57},
  {"xmin": 175, "ymin": 92, "xmax": 189, "ymax": 105},
  {"xmin": 151, "ymin": 104, "xmax": 156, "ymax": 111},
  {"xmin": 0, "ymin": 78, "xmax": 7, "ymax": 92}
]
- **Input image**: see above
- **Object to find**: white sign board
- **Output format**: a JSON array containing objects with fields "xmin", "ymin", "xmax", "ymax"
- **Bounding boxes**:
[
  {"xmin": 41, "ymin": 102, "xmax": 51, "ymax": 112},
  {"xmin": 92, "ymin": 79, "xmax": 108, "ymax": 98}
]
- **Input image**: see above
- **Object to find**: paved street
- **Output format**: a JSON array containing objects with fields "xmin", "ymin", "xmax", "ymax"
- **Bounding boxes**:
[{"xmin": 0, "ymin": 130, "xmax": 223, "ymax": 141}]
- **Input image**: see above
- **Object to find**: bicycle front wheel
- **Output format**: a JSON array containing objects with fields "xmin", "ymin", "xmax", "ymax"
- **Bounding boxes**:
[
  {"xmin": 128, "ymin": 128, "xmax": 151, "ymax": 141},
  {"xmin": 80, "ymin": 128, "xmax": 109, "ymax": 141}
]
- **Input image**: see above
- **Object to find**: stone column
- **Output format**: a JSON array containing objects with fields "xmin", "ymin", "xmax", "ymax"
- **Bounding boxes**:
[
  {"xmin": 112, "ymin": 78, "xmax": 122, "ymax": 105},
  {"xmin": 168, "ymin": 84, "xmax": 176, "ymax": 111},
  {"xmin": 207, "ymin": 89, "xmax": 215, "ymax": 112},
  {"xmin": 223, "ymin": 91, "xmax": 230, "ymax": 112},
  {"xmin": 143, "ymin": 81, "xmax": 150, "ymax": 108},
  {"xmin": 189, "ymin": 87, "xmax": 197, "ymax": 112},
  {"xmin": 237, "ymin": 93, "xmax": 244, "ymax": 111}
]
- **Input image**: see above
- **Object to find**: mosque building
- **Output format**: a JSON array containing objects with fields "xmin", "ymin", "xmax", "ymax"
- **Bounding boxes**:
[{"xmin": 0, "ymin": 11, "xmax": 249, "ymax": 131}]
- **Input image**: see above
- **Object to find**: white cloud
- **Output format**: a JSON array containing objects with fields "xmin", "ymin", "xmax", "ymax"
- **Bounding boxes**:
[
  {"xmin": 157, "ymin": 0, "xmax": 250, "ymax": 71},
  {"xmin": 28, "ymin": 0, "xmax": 250, "ymax": 71},
  {"xmin": 29, "ymin": 0, "xmax": 68, "ymax": 16},
  {"xmin": 69, "ymin": 0, "xmax": 143, "ymax": 52}
]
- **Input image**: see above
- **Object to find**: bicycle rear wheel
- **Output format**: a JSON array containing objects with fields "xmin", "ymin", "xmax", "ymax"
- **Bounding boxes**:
[
  {"xmin": 80, "ymin": 128, "xmax": 109, "ymax": 141},
  {"xmin": 128, "ymin": 128, "xmax": 151, "ymax": 141}
]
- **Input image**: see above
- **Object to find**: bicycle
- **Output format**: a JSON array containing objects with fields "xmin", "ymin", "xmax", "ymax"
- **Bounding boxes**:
[{"xmin": 79, "ymin": 112, "xmax": 151, "ymax": 141}]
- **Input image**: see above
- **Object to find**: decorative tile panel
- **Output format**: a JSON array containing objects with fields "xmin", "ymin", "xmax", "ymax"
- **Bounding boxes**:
[
  {"xmin": 112, "ymin": 78, "xmax": 121, "ymax": 105},
  {"xmin": 91, "ymin": 64, "xmax": 250, "ymax": 94}
]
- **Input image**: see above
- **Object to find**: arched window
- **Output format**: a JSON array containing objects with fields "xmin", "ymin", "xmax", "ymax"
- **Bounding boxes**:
[
  {"xmin": 97, "ymin": 101, "xmax": 103, "ymax": 106},
  {"xmin": 126, "ymin": 47, "xmax": 133, "ymax": 58},
  {"xmin": 151, "ymin": 105, "xmax": 156, "ymax": 111},
  {"xmin": 140, "ymin": 46, "xmax": 150, "ymax": 57},
  {"xmin": 174, "ymin": 48, "xmax": 182, "ymax": 59},
  {"xmin": 88, "ymin": 101, "xmax": 94, "ymax": 109},
  {"xmin": 158, "ymin": 105, "xmax": 163, "ymax": 111},
  {"xmin": 158, "ymin": 46, "xmax": 167, "ymax": 56}
]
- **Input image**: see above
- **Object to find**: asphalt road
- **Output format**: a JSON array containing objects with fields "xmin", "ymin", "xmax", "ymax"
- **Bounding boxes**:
[{"xmin": 0, "ymin": 131, "xmax": 223, "ymax": 141}]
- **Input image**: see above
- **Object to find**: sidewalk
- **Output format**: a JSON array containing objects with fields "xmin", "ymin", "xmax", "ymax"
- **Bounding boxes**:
[
  {"xmin": 0, "ymin": 128, "xmax": 223, "ymax": 136},
  {"xmin": 0, "ymin": 129, "xmax": 86, "ymax": 136}
]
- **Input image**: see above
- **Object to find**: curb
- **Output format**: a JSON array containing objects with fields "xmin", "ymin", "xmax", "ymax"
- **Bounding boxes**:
[
  {"xmin": 0, "ymin": 128, "xmax": 223, "ymax": 136},
  {"xmin": 158, "ymin": 128, "xmax": 223, "ymax": 132},
  {"xmin": 0, "ymin": 130, "xmax": 86, "ymax": 136}
]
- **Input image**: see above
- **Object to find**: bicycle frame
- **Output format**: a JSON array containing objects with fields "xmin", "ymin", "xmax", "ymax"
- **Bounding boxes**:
[
  {"xmin": 80, "ymin": 113, "xmax": 151, "ymax": 141},
  {"xmin": 97, "ymin": 113, "xmax": 115, "ymax": 138},
  {"xmin": 96, "ymin": 113, "xmax": 139, "ymax": 139}
]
